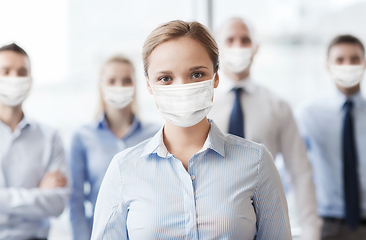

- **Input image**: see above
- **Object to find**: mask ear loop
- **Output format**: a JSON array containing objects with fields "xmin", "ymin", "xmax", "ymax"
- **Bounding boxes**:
[{"xmin": 211, "ymin": 72, "xmax": 217, "ymax": 102}]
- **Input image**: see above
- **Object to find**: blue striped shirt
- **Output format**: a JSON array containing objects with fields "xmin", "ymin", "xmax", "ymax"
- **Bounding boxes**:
[
  {"xmin": 91, "ymin": 120, "xmax": 291, "ymax": 240},
  {"xmin": 69, "ymin": 115, "xmax": 160, "ymax": 240}
]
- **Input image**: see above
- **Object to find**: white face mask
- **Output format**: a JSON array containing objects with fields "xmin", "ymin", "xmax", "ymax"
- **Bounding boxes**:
[
  {"xmin": 329, "ymin": 64, "xmax": 365, "ymax": 88},
  {"xmin": 151, "ymin": 75, "xmax": 215, "ymax": 128},
  {"xmin": 0, "ymin": 76, "xmax": 31, "ymax": 107},
  {"xmin": 221, "ymin": 47, "xmax": 253, "ymax": 73},
  {"xmin": 102, "ymin": 86, "xmax": 134, "ymax": 109}
]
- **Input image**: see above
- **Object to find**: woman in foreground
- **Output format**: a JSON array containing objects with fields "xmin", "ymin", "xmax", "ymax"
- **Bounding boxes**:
[{"xmin": 91, "ymin": 20, "xmax": 291, "ymax": 240}]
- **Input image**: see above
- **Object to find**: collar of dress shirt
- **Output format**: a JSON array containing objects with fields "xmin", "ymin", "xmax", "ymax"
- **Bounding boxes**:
[
  {"xmin": 95, "ymin": 113, "xmax": 141, "ymax": 139},
  {"xmin": 140, "ymin": 120, "xmax": 226, "ymax": 159},
  {"xmin": 334, "ymin": 88, "xmax": 366, "ymax": 111},
  {"xmin": 17, "ymin": 114, "xmax": 31, "ymax": 129},
  {"xmin": 217, "ymin": 71, "xmax": 256, "ymax": 94},
  {"xmin": 0, "ymin": 113, "xmax": 31, "ymax": 133}
]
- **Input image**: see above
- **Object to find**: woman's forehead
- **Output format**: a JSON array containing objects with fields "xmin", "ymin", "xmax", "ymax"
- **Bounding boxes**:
[{"xmin": 148, "ymin": 38, "xmax": 212, "ymax": 74}]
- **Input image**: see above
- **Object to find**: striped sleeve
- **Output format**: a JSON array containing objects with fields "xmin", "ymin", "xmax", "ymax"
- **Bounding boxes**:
[
  {"xmin": 254, "ymin": 145, "xmax": 292, "ymax": 240},
  {"xmin": 91, "ymin": 157, "xmax": 128, "ymax": 240}
]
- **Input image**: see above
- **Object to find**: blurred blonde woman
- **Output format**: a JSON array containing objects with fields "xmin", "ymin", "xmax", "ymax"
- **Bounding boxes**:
[
  {"xmin": 92, "ymin": 21, "xmax": 291, "ymax": 240},
  {"xmin": 69, "ymin": 55, "xmax": 160, "ymax": 240}
]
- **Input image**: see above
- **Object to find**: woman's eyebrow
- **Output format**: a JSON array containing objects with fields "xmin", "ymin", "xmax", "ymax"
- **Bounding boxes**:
[
  {"xmin": 154, "ymin": 70, "xmax": 173, "ymax": 76},
  {"xmin": 189, "ymin": 66, "xmax": 209, "ymax": 71}
]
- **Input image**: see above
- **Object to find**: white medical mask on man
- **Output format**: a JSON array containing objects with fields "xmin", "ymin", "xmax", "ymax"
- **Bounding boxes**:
[
  {"xmin": 329, "ymin": 64, "xmax": 365, "ymax": 88},
  {"xmin": 0, "ymin": 76, "xmax": 31, "ymax": 107},
  {"xmin": 151, "ymin": 74, "xmax": 216, "ymax": 128},
  {"xmin": 102, "ymin": 86, "xmax": 134, "ymax": 109},
  {"xmin": 221, "ymin": 47, "xmax": 253, "ymax": 73}
]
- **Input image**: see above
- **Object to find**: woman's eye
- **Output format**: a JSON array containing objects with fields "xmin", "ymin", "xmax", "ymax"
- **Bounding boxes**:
[
  {"xmin": 191, "ymin": 72, "xmax": 203, "ymax": 79},
  {"xmin": 158, "ymin": 76, "xmax": 171, "ymax": 82}
]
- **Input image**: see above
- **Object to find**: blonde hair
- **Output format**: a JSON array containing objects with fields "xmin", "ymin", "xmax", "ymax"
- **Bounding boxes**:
[
  {"xmin": 97, "ymin": 54, "xmax": 137, "ymax": 117},
  {"xmin": 142, "ymin": 20, "xmax": 219, "ymax": 77}
]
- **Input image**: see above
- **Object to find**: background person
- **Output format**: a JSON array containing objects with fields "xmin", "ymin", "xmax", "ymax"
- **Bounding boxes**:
[
  {"xmin": 69, "ymin": 55, "xmax": 160, "ymax": 240},
  {"xmin": 0, "ymin": 43, "xmax": 70, "ymax": 240},
  {"xmin": 91, "ymin": 20, "xmax": 291, "ymax": 240},
  {"xmin": 296, "ymin": 35, "xmax": 366, "ymax": 239},
  {"xmin": 208, "ymin": 17, "xmax": 321, "ymax": 240}
]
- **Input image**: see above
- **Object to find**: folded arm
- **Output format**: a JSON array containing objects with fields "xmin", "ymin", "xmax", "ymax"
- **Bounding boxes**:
[{"xmin": 0, "ymin": 132, "xmax": 70, "ymax": 219}]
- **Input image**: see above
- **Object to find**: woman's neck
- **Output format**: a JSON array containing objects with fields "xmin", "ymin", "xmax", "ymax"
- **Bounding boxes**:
[
  {"xmin": 105, "ymin": 104, "xmax": 134, "ymax": 139},
  {"xmin": 0, "ymin": 103, "xmax": 23, "ymax": 132},
  {"xmin": 163, "ymin": 117, "xmax": 211, "ymax": 169}
]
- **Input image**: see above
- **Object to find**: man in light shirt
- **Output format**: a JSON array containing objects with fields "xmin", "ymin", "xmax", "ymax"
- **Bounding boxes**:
[
  {"xmin": 0, "ymin": 43, "xmax": 70, "ymax": 240},
  {"xmin": 296, "ymin": 35, "xmax": 366, "ymax": 239},
  {"xmin": 208, "ymin": 17, "xmax": 321, "ymax": 239}
]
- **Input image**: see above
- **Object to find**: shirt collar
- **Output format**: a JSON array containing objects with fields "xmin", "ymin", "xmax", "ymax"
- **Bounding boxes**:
[
  {"xmin": 218, "ymin": 71, "xmax": 256, "ymax": 95},
  {"xmin": 95, "ymin": 113, "xmax": 141, "ymax": 139},
  {"xmin": 17, "ymin": 114, "xmax": 31, "ymax": 130},
  {"xmin": 140, "ymin": 120, "xmax": 225, "ymax": 159},
  {"xmin": 95, "ymin": 113, "xmax": 108, "ymax": 129},
  {"xmin": 0, "ymin": 113, "xmax": 31, "ymax": 133},
  {"xmin": 334, "ymin": 89, "xmax": 366, "ymax": 111}
]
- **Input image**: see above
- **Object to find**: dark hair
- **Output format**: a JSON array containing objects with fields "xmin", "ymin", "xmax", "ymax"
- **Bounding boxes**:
[
  {"xmin": 0, "ymin": 43, "xmax": 29, "ymax": 57},
  {"xmin": 327, "ymin": 35, "xmax": 365, "ymax": 57}
]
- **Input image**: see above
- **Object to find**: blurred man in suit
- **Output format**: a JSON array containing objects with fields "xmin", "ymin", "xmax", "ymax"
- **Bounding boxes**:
[{"xmin": 296, "ymin": 35, "xmax": 366, "ymax": 239}]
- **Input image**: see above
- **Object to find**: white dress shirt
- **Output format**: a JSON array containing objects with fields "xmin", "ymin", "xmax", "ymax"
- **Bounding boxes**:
[
  {"xmin": 0, "ymin": 116, "xmax": 70, "ymax": 240},
  {"xmin": 91, "ymin": 120, "xmax": 291, "ymax": 239},
  {"xmin": 208, "ymin": 73, "xmax": 321, "ymax": 240},
  {"xmin": 296, "ymin": 90, "xmax": 366, "ymax": 219}
]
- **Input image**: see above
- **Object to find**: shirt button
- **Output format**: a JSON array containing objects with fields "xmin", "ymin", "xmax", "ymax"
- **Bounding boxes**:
[{"xmin": 191, "ymin": 175, "xmax": 195, "ymax": 180}]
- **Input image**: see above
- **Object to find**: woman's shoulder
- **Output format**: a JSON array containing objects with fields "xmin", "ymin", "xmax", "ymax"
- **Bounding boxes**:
[
  {"xmin": 224, "ymin": 133, "xmax": 264, "ymax": 150},
  {"xmin": 112, "ymin": 137, "xmax": 154, "ymax": 166},
  {"xmin": 69, "ymin": 121, "xmax": 103, "ymax": 147},
  {"xmin": 210, "ymin": 121, "xmax": 268, "ymax": 162},
  {"xmin": 223, "ymin": 133, "xmax": 269, "ymax": 160}
]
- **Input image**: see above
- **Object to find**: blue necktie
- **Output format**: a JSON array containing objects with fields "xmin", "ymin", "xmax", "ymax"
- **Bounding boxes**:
[
  {"xmin": 228, "ymin": 88, "xmax": 244, "ymax": 138},
  {"xmin": 343, "ymin": 100, "xmax": 360, "ymax": 229}
]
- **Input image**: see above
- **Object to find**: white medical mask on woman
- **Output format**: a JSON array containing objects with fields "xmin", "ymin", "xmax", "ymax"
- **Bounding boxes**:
[
  {"xmin": 102, "ymin": 86, "xmax": 134, "ymax": 109},
  {"xmin": 0, "ymin": 76, "xmax": 31, "ymax": 107},
  {"xmin": 329, "ymin": 64, "xmax": 365, "ymax": 88},
  {"xmin": 221, "ymin": 47, "xmax": 253, "ymax": 73},
  {"xmin": 151, "ymin": 75, "xmax": 216, "ymax": 128}
]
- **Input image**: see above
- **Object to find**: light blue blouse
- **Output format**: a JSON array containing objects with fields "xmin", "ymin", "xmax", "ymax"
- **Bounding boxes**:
[
  {"xmin": 91, "ymin": 120, "xmax": 291, "ymax": 240},
  {"xmin": 69, "ymin": 115, "xmax": 160, "ymax": 240}
]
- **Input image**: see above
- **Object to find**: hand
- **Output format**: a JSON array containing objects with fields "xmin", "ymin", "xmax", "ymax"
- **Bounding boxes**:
[{"xmin": 39, "ymin": 171, "xmax": 67, "ymax": 189}]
